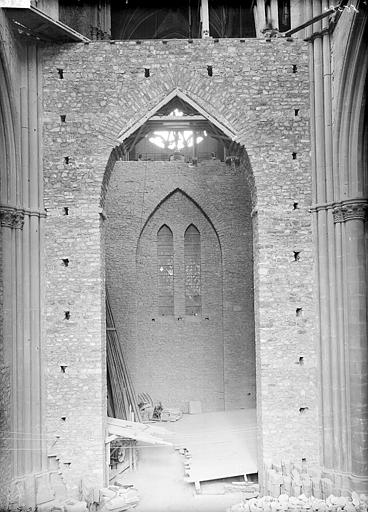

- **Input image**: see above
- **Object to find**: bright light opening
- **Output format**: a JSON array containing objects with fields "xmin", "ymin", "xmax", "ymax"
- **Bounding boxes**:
[{"xmin": 148, "ymin": 110, "xmax": 206, "ymax": 151}]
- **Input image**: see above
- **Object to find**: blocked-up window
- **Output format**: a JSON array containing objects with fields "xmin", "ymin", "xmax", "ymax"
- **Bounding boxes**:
[
  {"xmin": 185, "ymin": 225, "xmax": 201, "ymax": 315},
  {"xmin": 157, "ymin": 225, "xmax": 174, "ymax": 316}
]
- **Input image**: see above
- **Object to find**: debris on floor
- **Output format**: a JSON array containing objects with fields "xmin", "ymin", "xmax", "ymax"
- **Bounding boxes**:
[
  {"xmin": 63, "ymin": 499, "xmax": 88, "ymax": 512},
  {"xmin": 152, "ymin": 402, "xmax": 183, "ymax": 422},
  {"xmin": 50, "ymin": 498, "xmax": 88, "ymax": 512},
  {"xmin": 138, "ymin": 393, "xmax": 155, "ymax": 421},
  {"xmin": 138, "ymin": 393, "xmax": 183, "ymax": 422},
  {"xmin": 224, "ymin": 481, "xmax": 259, "ymax": 497},
  {"xmin": 99, "ymin": 485, "xmax": 140, "ymax": 511},
  {"xmin": 227, "ymin": 493, "xmax": 368, "ymax": 512},
  {"xmin": 160, "ymin": 407, "xmax": 183, "ymax": 421},
  {"xmin": 263, "ymin": 461, "xmax": 350, "ymax": 499}
]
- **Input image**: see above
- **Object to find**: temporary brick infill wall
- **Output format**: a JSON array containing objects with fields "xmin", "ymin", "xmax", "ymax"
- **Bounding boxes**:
[
  {"xmin": 42, "ymin": 37, "xmax": 318, "ymax": 493},
  {"xmin": 105, "ymin": 160, "xmax": 255, "ymax": 413}
]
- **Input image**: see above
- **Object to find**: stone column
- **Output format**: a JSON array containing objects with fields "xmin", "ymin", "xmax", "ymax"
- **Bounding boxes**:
[
  {"xmin": 270, "ymin": 0, "xmax": 279, "ymax": 30},
  {"xmin": 193, "ymin": 130, "xmax": 198, "ymax": 161},
  {"xmin": 255, "ymin": 0, "xmax": 266, "ymax": 36},
  {"xmin": 0, "ymin": 207, "xmax": 24, "ymax": 467},
  {"xmin": 200, "ymin": 0, "xmax": 210, "ymax": 37},
  {"xmin": 308, "ymin": 0, "xmax": 336, "ymax": 472},
  {"xmin": 1, "ymin": 41, "xmax": 49, "ymax": 507},
  {"xmin": 333, "ymin": 200, "xmax": 368, "ymax": 490}
]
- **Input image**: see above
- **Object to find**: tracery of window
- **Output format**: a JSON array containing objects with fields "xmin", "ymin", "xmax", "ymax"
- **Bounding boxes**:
[
  {"xmin": 149, "ymin": 109, "xmax": 205, "ymax": 151},
  {"xmin": 184, "ymin": 225, "xmax": 201, "ymax": 315},
  {"xmin": 157, "ymin": 225, "xmax": 174, "ymax": 316}
]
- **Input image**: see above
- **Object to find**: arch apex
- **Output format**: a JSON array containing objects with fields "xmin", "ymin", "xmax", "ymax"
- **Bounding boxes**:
[{"xmin": 117, "ymin": 87, "xmax": 237, "ymax": 143}]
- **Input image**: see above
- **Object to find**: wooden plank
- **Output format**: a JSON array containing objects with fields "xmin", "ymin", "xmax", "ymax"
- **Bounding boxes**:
[
  {"xmin": 106, "ymin": 290, "xmax": 142, "ymax": 422},
  {"xmin": 150, "ymin": 115, "xmax": 206, "ymax": 121},
  {"xmin": 4, "ymin": 6, "xmax": 89, "ymax": 41},
  {"xmin": 171, "ymin": 409, "xmax": 258, "ymax": 487}
]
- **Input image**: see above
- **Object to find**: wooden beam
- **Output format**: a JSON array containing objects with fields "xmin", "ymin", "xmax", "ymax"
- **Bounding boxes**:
[
  {"xmin": 118, "ymin": 88, "xmax": 236, "ymax": 143},
  {"xmin": 150, "ymin": 115, "xmax": 206, "ymax": 122},
  {"xmin": 283, "ymin": 1, "xmax": 348, "ymax": 37},
  {"xmin": 4, "ymin": 6, "xmax": 90, "ymax": 42}
]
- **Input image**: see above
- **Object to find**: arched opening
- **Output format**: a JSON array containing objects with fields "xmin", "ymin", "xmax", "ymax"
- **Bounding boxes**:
[
  {"xmin": 102, "ymin": 95, "xmax": 258, "ymax": 502},
  {"xmin": 184, "ymin": 224, "xmax": 201, "ymax": 316},
  {"xmin": 157, "ymin": 224, "xmax": 174, "ymax": 316}
]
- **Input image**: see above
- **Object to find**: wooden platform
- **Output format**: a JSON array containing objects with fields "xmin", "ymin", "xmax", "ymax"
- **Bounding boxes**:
[{"xmin": 167, "ymin": 408, "xmax": 257, "ymax": 492}]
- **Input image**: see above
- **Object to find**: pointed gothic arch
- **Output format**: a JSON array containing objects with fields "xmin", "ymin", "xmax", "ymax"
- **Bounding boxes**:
[
  {"xmin": 117, "ymin": 88, "xmax": 237, "ymax": 143},
  {"xmin": 0, "ymin": 52, "xmax": 19, "ymax": 207},
  {"xmin": 136, "ymin": 187, "xmax": 222, "ymax": 255},
  {"xmin": 336, "ymin": 9, "xmax": 368, "ymax": 197},
  {"xmin": 100, "ymin": 90, "xmax": 256, "ymax": 210}
]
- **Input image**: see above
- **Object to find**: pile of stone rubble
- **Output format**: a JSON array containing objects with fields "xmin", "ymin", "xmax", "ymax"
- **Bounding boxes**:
[
  {"xmin": 228, "ymin": 493, "xmax": 368, "ymax": 512},
  {"xmin": 50, "ymin": 484, "xmax": 140, "ymax": 512},
  {"xmin": 99, "ymin": 485, "xmax": 140, "ymax": 511}
]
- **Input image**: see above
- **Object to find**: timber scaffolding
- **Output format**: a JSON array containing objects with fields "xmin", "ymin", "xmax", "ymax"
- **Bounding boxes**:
[{"xmin": 106, "ymin": 290, "xmax": 142, "ymax": 422}]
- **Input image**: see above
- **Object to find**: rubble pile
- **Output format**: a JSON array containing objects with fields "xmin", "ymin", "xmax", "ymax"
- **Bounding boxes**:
[
  {"xmin": 99, "ymin": 485, "xmax": 140, "ymax": 512},
  {"xmin": 262, "ymin": 461, "xmax": 365, "ymax": 500},
  {"xmin": 50, "ymin": 498, "xmax": 88, "ymax": 512},
  {"xmin": 228, "ymin": 493, "xmax": 368, "ymax": 512},
  {"xmin": 224, "ymin": 481, "xmax": 259, "ymax": 498}
]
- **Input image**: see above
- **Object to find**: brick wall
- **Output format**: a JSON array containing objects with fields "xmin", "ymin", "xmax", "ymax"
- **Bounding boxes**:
[
  {"xmin": 105, "ymin": 160, "xmax": 255, "ymax": 413},
  {"xmin": 42, "ymin": 36, "xmax": 318, "ymax": 491}
]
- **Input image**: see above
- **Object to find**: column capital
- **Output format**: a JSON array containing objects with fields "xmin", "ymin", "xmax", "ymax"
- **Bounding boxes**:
[
  {"xmin": 332, "ymin": 206, "xmax": 345, "ymax": 223},
  {"xmin": 0, "ymin": 205, "xmax": 25, "ymax": 229},
  {"xmin": 332, "ymin": 199, "xmax": 368, "ymax": 224}
]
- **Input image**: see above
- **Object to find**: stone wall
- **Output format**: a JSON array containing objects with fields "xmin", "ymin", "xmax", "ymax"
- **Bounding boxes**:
[
  {"xmin": 105, "ymin": 160, "xmax": 255, "ymax": 413},
  {"xmin": 42, "ymin": 36, "xmax": 318, "ymax": 491},
  {"xmin": 44, "ymin": 205, "xmax": 106, "ymax": 496}
]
